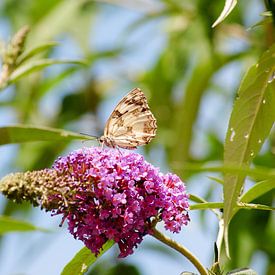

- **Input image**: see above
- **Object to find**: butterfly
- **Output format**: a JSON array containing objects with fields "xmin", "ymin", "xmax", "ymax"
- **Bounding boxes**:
[{"xmin": 98, "ymin": 88, "xmax": 157, "ymax": 149}]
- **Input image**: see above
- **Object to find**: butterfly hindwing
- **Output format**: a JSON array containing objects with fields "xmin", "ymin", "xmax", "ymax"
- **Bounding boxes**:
[{"xmin": 102, "ymin": 88, "xmax": 157, "ymax": 149}]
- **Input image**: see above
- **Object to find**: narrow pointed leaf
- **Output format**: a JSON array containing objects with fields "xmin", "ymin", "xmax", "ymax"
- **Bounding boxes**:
[
  {"xmin": 173, "ymin": 53, "xmax": 213, "ymax": 166},
  {"xmin": 189, "ymin": 194, "xmax": 222, "ymax": 217},
  {"xmin": 0, "ymin": 125, "xmax": 96, "ymax": 145},
  {"xmin": 237, "ymin": 203, "xmax": 275, "ymax": 211},
  {"xmin": 9, "ymin": 58, "xmax": 86, "ymax": 84},
  {"xmin": 240, "ymin": 179, "xmax": 275, "ymax": 203},
  {"xmin": 223, "ymin": 44, "xmax": 275, "ymax": 254},
  {"xmin": 190, "ymin": 202, "xmax": 223, "ymax": 211},
  {"xmin": 178, "ymin": 162, "xmax": 275, "ymax": 180},
  {"xmin": 227, "ymin": 267, "xmax": 257, "ymax": 275},
  {"xmin": 0, "ymin": 216, "xmax": 46, "ymax": 234},
  {"xmin": 61, "ymin": 241, "xmax": 114, "ymax": 275},
  {"xmin": 17, "ymin": 42, "xmax": 58, "ymax": 65},
  {"xmin": 212, "ymin": 0, "xmax": 238, "ymax": 28}
]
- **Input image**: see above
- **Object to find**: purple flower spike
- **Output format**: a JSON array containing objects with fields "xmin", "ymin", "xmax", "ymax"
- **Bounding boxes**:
[{"xmin": 52, "ymin": 147, "xmax": 190, "ymax": 257}]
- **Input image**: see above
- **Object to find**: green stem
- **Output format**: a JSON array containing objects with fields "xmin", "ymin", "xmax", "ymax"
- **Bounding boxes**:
[{"xmin": 151, "ymin": 227, "xmax": 208, "ymax": 275}]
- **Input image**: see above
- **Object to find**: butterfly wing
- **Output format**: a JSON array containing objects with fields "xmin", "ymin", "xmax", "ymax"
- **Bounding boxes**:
[{"xmin": 103, "ymin": 88, "xmax": 157, "ymax": 149}]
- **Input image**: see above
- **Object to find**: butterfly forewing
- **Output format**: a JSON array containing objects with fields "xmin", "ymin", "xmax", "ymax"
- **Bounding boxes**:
[{"xmin": 102, "ymin": 88, "xmax": 157, "ymax": 149}]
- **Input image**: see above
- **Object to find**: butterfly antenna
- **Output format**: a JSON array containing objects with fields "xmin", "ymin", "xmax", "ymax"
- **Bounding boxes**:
[
  {"xmin": 79, "ymin": 132, "xmax": 98, "ymax": 145},
  {"xmin": 79, "ymin": 132, "xmax": 98, "ymax": 139}
]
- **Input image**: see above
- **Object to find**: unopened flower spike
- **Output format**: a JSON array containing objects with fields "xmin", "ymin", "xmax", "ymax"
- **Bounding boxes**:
[
  {"xmin": 0, "ymin": 147, "xmax": 190, "ymax": 258},
  {"xmin": 0, "ymin": 25, "xmax": 30, "ymax": 89}
]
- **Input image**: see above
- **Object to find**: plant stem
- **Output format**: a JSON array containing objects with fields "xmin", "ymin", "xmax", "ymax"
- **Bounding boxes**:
[{"xmin": 151, "ymin": 227, "xmax": 208, "ymax": 275}]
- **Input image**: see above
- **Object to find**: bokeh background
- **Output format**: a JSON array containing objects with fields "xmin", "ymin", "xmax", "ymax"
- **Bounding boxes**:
[{"xmin": 0, "ymin": 1, "xmax": 274, "ymax": 275}]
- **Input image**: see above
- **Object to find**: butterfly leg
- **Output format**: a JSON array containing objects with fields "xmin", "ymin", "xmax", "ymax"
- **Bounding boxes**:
[
  {"xmin": 108, "ymin": 138, "xmax": 123, "ymax": 155},
  {"xmin": 117, "ymin": 147, "xmax": 123, "ymax": 156}
]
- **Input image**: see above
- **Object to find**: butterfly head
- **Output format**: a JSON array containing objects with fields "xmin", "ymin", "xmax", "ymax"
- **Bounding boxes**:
[
  {"xmin": 98, "ymin": 136, "xmax": 104, "ymax": 144},
  {"xmin": 98, "ymin": 136, "xmax": 116, "ymax": 148}
]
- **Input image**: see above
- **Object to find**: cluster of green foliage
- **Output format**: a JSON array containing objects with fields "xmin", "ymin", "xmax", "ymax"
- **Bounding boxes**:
[{"xmin": 0, "ymin": 1, "xmax": 274, "ymax": 274}]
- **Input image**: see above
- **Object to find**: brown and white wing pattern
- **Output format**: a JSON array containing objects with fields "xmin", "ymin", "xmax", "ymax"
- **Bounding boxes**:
[{"xmin": 101, "ymin": 88, "xmax": 157, "ymax": 149}]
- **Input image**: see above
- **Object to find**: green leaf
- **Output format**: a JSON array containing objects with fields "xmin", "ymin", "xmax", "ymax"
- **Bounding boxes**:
[
  {"xmin": 223, "ymin": 44, "xmax": 275, "ymax": 255},
  {"xmin": 36, "ymin": 66, "xmax": 80, "ymax": 97},
  {"xmin": 172, "ymin": 21, "xmax": 214, "ymax": 167},
  {"xmin": 9, "ymin": 58, "xmax": 86, "ymax": 84},
  {"xmin": 0, "ymin": 216, "xmax": 46, "ymax": 234},
  {"xmin": 0, "ymin": 124, "xmax": 96, "ymax": 145},
  {"xmin": 61, "ymin": 241, "xmax": 114, "ymax": 275},
  {"xmin": 212, "ymin": 0, "xmax": 238, "ymax": 28},
  {"xmin": 17, "ymin": 42, "xmax": 58, "ymax": 65},
  {"xmin": 177, "ymin": 162, "xmax": 275, "ymax": 181},
  {"xmin": 207, "ymin": 176, "xmax": 224, "ymax": 185},
  {"xmin": 189, "ymin": 193, "xmax": 209, "ymax": 203},
  {"xmin": 240, "ymin": 179, "xmax": 275, "ymax": 204},
  {"xmin": 189, "ymin": 194, "xmax": 222, "ymax": 217},
  {"xmin": 28, "ymin": 0, "xmax": 89, "ymax": 46},
  {"xmin": 190, "ymin": 202, "xmax": 223, "ymax": 211},
  {"xmin": 36, "ymin": 48, "xmax": 123, "ymax": 97},
  {"xmin": 237, "ymin": 203, "xmax": 275, "ymax": 211},
  {"xmin": 227, "ymin": 267, "xmax": 257, "ymax": 275}
]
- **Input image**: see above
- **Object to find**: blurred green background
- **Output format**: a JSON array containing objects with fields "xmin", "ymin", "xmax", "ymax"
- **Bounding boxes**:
[{"xmin": 0, "ymin": 0, "xmax": 274, "ymax": 274}]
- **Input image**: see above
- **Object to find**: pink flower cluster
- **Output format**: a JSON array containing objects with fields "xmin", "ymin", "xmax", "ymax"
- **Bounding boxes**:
[{"xmin": 53, "ymin": 147, "xmax": 189, "ymax": 257}]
